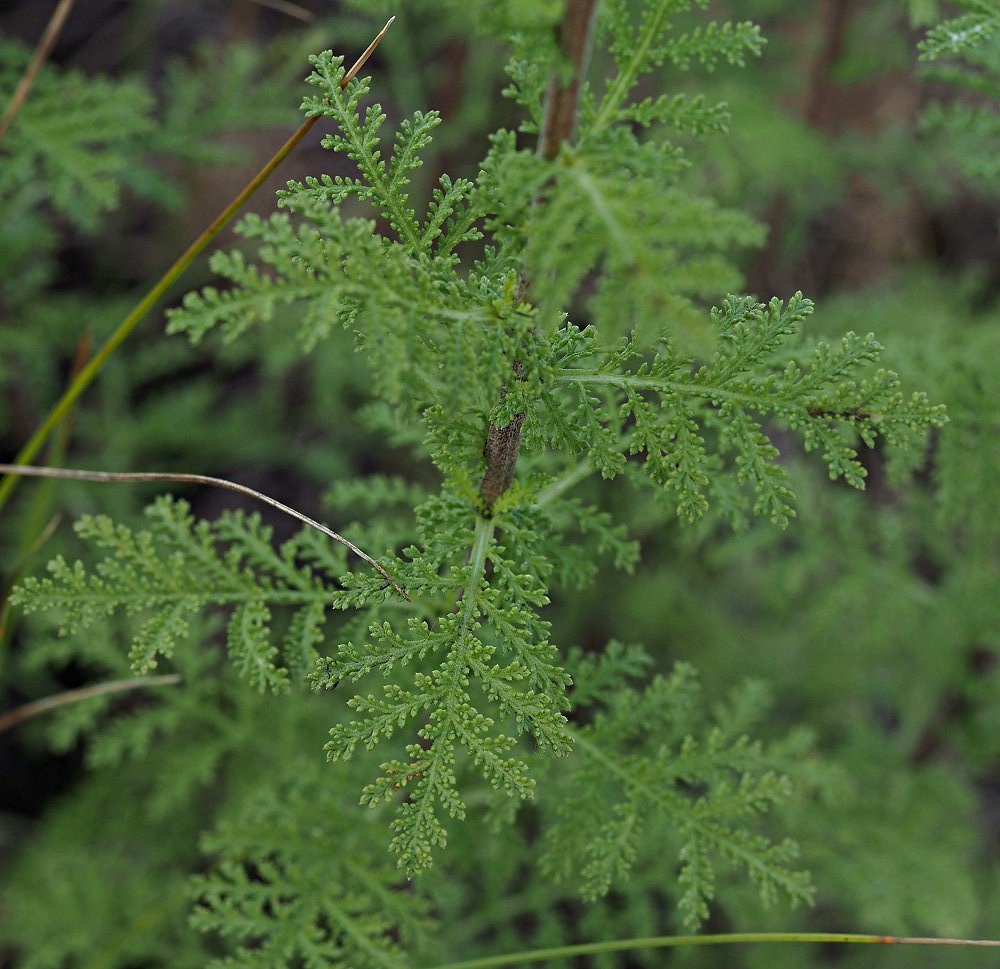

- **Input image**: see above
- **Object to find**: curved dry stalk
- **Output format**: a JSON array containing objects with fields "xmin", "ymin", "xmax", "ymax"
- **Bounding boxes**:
[
  {"xmin": 0, "ymin": 674, "xmax": 181, "ymax": 734},
  {"xmin": 0, "ymin": 464, "xmax": 409, "ymax": 601}
]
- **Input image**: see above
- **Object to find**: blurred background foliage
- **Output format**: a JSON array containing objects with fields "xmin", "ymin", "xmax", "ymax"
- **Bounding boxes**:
[{"xmin": 1, "ymin": 0, "xmax": 998, "ymax": 966}]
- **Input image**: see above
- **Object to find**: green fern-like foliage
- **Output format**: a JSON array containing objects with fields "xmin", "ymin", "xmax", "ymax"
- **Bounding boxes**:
[
  {"xmin": 190, "ymin": 764, "xmax": 432, "ymax": 969},
  {"xmin": 538, "ymin": 645, "xmax": 814, "ymax": 928},
  {"xmin": 496, "ymin": 0, "xmax": 768, "ymax": 348},
  {"xmin": 540, "ymin": 291, "xmax": 943, "ymax": 526},
  {"xmin": 11, "ymin": 496, "xmax": 343, "ymax": 693},
  {"xmin": 0, "ymin": 37, "xmax": 159, "ymax": 237},
  {"xmin": 918, "ymin": 0, "xmax": 1000, "ymax": 59},
  {"xmin": 312, "ymin": 499, "xmax": 576, "ymax": 875},
  {"xmin": 0, "ymin": 36, "xmax": 158, "ymax": 311},
  {"xmin": 918, "ymin": 0, "xmax": 1000, "ymax": 184},
  {"xmin": 2, "ymin": 616, "xmax": 436, "ymax": 968},
  {"xmin": 15, "ymin": 0, "xmax": 945, "ymax": 925},
  {"xmin": 0, "ymin": 26, "xmax": 324, "ymax": 484}
]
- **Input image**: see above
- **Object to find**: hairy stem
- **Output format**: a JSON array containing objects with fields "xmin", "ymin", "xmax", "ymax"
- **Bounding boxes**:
[
  {"xmin": 478, "ymin": 362, "xmax": 527, "ymax": 511},
  {"xmin": 478, "ymin": 0, "xmax": 599, "ymax": 512}
]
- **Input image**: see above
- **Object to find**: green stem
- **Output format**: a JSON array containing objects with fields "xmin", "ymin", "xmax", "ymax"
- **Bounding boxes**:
[
  {"xmin": 460, "ymin": 516, "xmax": 494, "ymax": 630},
  {"xmin": 533, "ymin": 459, "xmax": 593, "ymax": 507},
  {"xmin": 554, "ymin": 368, "xmax": 774, "ymax": 410},
  {"xmin": 589, "ymin": 1, "xmax": 672, "ymax": 137},
  {"xmin": 429, "ymin": 932, "xmax": 1000, "ymax": 969}
]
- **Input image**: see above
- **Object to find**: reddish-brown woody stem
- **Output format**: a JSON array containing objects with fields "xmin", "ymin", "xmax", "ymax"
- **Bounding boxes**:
[
  {"xmin": 538, "ymin": 0, "xmax": 599, "ymax": 160},
  {"xmin": 478, "ymin": 0, "xmax": 599, "ymax": 512}
]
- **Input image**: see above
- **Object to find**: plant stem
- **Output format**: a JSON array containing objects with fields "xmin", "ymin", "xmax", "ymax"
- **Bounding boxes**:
[
  {"xmin": 478, "ymin": 0, "xmax": 599, "ymax": 512},
  {"xmin": 428, "ymin": 932, "xmax": 1000, "ymax": 969},
  {"xmin": 538, "ymin": 0, "xmax": 599, "ymax": 161},
  {"xmin": 244, "ymin": 0, "xmax": 315, "ymax": 23},
  {"xmin": 0, "ymin": 464, "xmax": 409, "ymax": 601},
  {"xmin": 0, "ymin": 17, "xmax": 395, "ymax": 517},
  {"xmin": 0, "ymin": 675, "xmax": 181, "ymax": 734},
  {"xmin": 532, "ymin": 459, "xmax": 592, "ymax": 507},
  {"xmin": 589, "ymin": 0, "xmax": 671, "ymax": 136},
  {"xmin": 478, "ymin": 366, "xmax": 527, "ymax": 511},
  {"xmin": 0, "ymin": 0, "xmax": 79, "ymax": 142}
]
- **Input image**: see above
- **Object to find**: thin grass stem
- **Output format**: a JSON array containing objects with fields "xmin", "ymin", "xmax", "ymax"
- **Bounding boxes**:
[
  {"xmin": 428, "ymin": 931, "xmax": 1000, "ymax": 969},
  {"xmin": 0, "ymin": 464, "xmax": 408, "ymax": 600}
]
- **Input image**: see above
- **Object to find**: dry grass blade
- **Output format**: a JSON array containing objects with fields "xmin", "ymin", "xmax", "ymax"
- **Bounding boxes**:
[
  {"xmin": 0, "ymin": 464, "xmax": 409, "ymax": 601},
  {"xmin": 0, "ymin": 0, "xmax": 78, "ymax": 142},
  {"xmin": 0, "ymin": 675, "xmax": 182, "ymax": 734}
]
